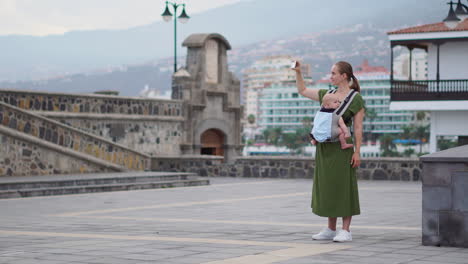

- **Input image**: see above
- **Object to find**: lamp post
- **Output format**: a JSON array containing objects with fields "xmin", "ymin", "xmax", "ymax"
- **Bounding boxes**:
[{"xmin": 162, "ymin": 1, "xmax": 190, "ymax": 73}]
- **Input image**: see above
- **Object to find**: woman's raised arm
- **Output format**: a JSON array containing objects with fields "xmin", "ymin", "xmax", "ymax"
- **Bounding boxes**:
[{"xmin": 293, "ymin": 62, "xmax": 320, "ymax": 101}]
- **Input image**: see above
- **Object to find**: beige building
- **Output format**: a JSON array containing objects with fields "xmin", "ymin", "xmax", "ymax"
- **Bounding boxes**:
[{"xmin": 393, "ymin": 51, "xmax": 428, "ymax": 80}]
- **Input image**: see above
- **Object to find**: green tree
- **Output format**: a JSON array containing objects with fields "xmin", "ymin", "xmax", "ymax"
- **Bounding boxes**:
[
  {"xmin": 269, "ymin": 127, "xmax": 283, "ymax": 145},
  {"xmin": 413, "ymin": 125, "xmax": 429, "ymax": 154},
  {"xmin": 302, "ymin": 116, "xmax": 312, "ymax": 128},
  {"xmin": 379, "ymin": 134, "xmax": 398, "ymax": 157},
  {"xmin": 364, "ymin": 107, "xmax": 377, "ymax": 141},
  {"xmin": 400, "ymin": 125, "xmax": 413, "ymax": 140},
  {"xmin": 416, "ymin": 111, "xmax": 427, "ymax": 122},
  {"xmin": 402, "ymin": 148, "xmax": 416, "ymax": 157},
  {"xmin": 261, "ymin": 128, "xmax": 270, "ymax": 144},
  {"xmin": 281, "ymin": 127, "xmax": 310, "ymax": 155},
  {"xmin": 262, "ymin": 127, "xmax": 283, "ymax": 145},
  {"xmin": 281, "ymin": 133, "xmax": 301, "ymax": 154},
  {"xmin": 247, "ymin": 114, "xmax": 256, "ymax": 125}
]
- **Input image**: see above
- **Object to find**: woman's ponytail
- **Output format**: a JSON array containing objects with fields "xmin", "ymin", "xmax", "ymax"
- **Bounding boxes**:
[{"xmin": 350, "ymin": 75, "xmax": 360, "ymax": 93}]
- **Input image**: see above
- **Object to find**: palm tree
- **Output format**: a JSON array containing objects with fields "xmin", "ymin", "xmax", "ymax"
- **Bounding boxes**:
[
  {"xmin": 414, "ymin": 125, "xmax": 429, "ymax": 154},
  {"xmin": 401, "ymin": 125, "xmax": 413, "ymax": 140},
  {"xmin": 416, "ymin": 111, "xmax": 427, "ymax": 122},
  {"xmin": 262, "ymin": 128, "xmax": 271, "ymax": 144},
  {"xmin": 247, "ymin": 114, "xmax": 256, "ymax": 125},
  {"xmin": 270, "ymin": 127, "xmax": 283, "ymax": 145},
  {"xmin": 379, "ymin": 134, "xmax": 398, "ymax": 157},
  {"xmin": 364, "ymin": 107, "xmax": 377, "ymax": 141}
]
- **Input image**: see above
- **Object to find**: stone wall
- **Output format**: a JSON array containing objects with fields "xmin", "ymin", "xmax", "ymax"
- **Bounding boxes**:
[
  {"xmin": 0, "ymin": 134, "xmax": 116, "ymax": 176},
  {"xmin": 0, "ymin": 89, "xmax": 185, "ymax": 156},
  {"xmin": 0, "ymin": 102, "xmax": 149, "ymax": 173},
  {"xmin": 0, "ymin": 89, "xmax": 183, "ymax": 117},
  {"xmin": 151, "ymin": 156, "xmax": 422, "ymax": 181},
  {"xmin": 54, "ymin": 117, "xmax": 183, "ymax": 156}
]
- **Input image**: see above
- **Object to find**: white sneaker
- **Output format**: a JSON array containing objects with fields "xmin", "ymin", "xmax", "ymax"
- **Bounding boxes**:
[
  {"xmin": 333, "ymin": 229, "xmax": 352, "ymax": 242},
  {"xmin": 312, "ymin": 228, "xmax": 336, "ymax": 240}
]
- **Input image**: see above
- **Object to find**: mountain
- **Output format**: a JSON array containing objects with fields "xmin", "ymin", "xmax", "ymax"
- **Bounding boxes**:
[
  {"xmin": 0, "ymin": 23, "xmax": 413, "ymax": 96},
  {"xmin": 0, "ymin": 0, "xmax": 444, "ymax": 81}
]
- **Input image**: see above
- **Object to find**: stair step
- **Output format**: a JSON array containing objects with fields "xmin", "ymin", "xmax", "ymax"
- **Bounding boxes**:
[
  {"xmin": 0, "ymin": 178, "xmax": 209, "ymax": 199},
  {"xmin": 0, "ymin": 172, "xmax": 197, "ymax": 190}
]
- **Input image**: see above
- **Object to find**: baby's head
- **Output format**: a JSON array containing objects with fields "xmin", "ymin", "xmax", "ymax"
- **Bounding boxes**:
[{"xmin": 322, "ymin": 94, "xmax": 341, "ymax": 109}]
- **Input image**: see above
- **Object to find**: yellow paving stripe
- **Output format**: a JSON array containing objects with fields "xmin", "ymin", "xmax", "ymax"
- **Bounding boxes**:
[
  {"xmin": 73, "ymin": 215, "xmax": 421, "ymax": 231},
  {"xmin": 54, "ymin": 192, "xmax": 309, "ymax": 217},
  {"xmin": 201, "ymin": 245, "xmax": 349, "ymax": 264},
  {"xmin": 0, "ymin": 229, "xmax": 350, "ymax": 249},
  {"xmin": 0, "ymin": 229, "xmax": 351, "ymax": 264}
]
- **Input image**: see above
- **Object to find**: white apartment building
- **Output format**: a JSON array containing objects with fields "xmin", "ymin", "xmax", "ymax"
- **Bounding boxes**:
[
  {"xmin": 258, "ymin": 61, "xmax": 414, "ymax": 136},
  {"xmin": 388, "ymin": 2, "xmax": 468, "ymax": 153},
  {"xmin": 242, "ymin": 55, "xmax": 311, "ymax": 128}
]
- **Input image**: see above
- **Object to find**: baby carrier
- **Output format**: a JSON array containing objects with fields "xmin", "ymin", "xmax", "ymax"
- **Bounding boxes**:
[{"xmin": 310, "ymin": 89, "xmax": 358, "ymax": 143}]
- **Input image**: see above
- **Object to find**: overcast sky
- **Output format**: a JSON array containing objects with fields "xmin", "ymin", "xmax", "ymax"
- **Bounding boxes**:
[{"xmin": 0, "ymin": 0, "xmax": 250, "ymax": 36}]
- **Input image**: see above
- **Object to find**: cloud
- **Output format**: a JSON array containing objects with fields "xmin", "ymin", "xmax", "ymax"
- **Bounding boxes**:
[{"xmin": 0, "ymin": 0, "xmax": 248, "ymax": 36}]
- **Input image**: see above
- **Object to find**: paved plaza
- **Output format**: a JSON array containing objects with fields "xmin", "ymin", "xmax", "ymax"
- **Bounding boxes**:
[{"xmin": 1, "ymin": 177, "xmax": 467, "ymax": 264}]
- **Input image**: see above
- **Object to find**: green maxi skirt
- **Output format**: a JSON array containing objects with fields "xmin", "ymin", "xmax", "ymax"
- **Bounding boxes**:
[{"xmin": 311, "ymin": 138, "xmax": 360, "ymax": 217}]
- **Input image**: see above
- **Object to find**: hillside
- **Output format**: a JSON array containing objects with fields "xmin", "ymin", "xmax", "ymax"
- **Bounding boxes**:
[{"xmin": 1, "ymin": 23, "xmax": 401, "ymax": 96}]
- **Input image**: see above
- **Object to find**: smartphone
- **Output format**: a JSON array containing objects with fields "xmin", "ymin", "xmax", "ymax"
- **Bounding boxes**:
[{"xmin": 290, "ymin": 61, "xmax": 298, "ymax": 69}]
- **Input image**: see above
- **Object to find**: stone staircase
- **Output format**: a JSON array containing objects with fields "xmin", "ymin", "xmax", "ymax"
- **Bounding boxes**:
[
  {"xmin": 0, "ymin": 101, "xmax": 150, "ymax": 175},
  {"xmin": 0, "ymin": 172, "xmax": 209, "ymax": 199}
]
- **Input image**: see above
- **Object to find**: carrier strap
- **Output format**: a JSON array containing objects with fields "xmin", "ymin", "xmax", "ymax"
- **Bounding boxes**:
[{"xmin": 334, "ymin": 89, "xmax": 357, "ymax": 117}]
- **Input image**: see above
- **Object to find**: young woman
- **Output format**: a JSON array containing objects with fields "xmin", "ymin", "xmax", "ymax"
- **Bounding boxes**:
[{"xmin": 293, "ymin": 61, "xmax": 365, "ymax": 242}]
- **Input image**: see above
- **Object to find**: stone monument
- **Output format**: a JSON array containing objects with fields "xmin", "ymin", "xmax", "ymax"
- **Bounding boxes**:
[{"xmin": 172, "ymin": 33, "xmax": 243, "ymax": 162}]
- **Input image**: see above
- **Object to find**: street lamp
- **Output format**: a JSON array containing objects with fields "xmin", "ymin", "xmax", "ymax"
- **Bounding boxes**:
[
  {"xmin": 161, "ymin": 1, "xmax": 190, "ymax": 73},
  {"xmin": 444, "ymin": 1, "xmax": 461, "ymax": 29}
]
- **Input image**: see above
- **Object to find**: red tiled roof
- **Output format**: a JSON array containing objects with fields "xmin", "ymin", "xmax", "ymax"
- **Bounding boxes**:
[
  {"xmin": 354, "ymin": 60, "xmax": 389, "ymax": 74},
  {"xmin": 388, "ymin": 18, "xmax": 468, "ymax": 35}
]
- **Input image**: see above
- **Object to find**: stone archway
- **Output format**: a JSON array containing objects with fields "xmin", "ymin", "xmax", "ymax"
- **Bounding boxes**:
[{"xmin": 200, "ymin": 129, "xmax": 225, "ymax": 157}]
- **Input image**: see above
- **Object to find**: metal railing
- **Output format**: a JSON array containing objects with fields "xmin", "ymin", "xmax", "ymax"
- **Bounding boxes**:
[{"xmin": 391, "ymin": 80, "xmax": 468, "ymax": 101}]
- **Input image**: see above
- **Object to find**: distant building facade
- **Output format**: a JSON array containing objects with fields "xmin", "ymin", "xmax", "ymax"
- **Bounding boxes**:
[
  {"xmin": 258, "ymin": 60, "xmax": 415, "ymax": 136},
  {"xmin": 393, "ymin": 51, "xmax": 428, "ymax": 80},
  {"xmin": 242, "ymin": 55, "xmax": 311, "ymax": 128}
]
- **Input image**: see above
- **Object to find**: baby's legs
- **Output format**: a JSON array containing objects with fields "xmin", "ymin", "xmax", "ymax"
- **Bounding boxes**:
[{"xmin": 338, "ymin": 118, "xmax": 353, "ymax": 149}]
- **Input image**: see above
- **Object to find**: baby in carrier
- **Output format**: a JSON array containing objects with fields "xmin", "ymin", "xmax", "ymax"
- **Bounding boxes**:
[{"xmin": 310, "ymin": 93, "xmax": 354, "ymax": 149}]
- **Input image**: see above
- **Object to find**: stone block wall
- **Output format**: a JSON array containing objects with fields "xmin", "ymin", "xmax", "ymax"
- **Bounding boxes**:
[
  {"xmin": 55, "ymin": 118, "xmax": 183, "ymax": 156},
  {"xmin": 0, "ymin": 89, "xmax": 183, "ymax": 117},
  {"xmin": 0, "ymin": 89, "xmax": 186, "ymax": 157},
  {"xmin": 151, "ymin": 156, "xmax": 422, "ymax": 181},
  {"xmin": 0, "ymin": 102, "xmax": 149, "ymax": 174},
  {"xmin": 0, "ymin": 134, "xmax": 116, "ymax": 176}
]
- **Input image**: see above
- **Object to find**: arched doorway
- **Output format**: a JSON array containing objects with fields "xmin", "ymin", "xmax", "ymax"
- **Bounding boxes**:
[{"xmin": 200, "ymin": 129, "xmax": 225, "ymax": 158}]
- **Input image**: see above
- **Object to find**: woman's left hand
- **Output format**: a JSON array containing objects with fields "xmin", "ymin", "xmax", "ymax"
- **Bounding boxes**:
[{"xmin": 350, "ymin": 152, "xmax": 361, "ymax": 168}]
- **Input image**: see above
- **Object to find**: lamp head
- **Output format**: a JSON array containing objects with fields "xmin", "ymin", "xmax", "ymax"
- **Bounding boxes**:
[
  {"xmin": 444, "ymin": 1, "xmax": 461, "ymax": 29},
  {"xmin": 161, "ymin": 1, "xmax": 173, "ymax": 22},
  {"xmin": 178, "ymin": 4, "xmax": 190, "ymax": 24}
]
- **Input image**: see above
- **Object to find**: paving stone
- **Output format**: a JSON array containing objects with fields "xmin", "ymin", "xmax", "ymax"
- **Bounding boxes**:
[{"xmin": 0, "ymin": 177, "xmax": 467, "ymax": 264}]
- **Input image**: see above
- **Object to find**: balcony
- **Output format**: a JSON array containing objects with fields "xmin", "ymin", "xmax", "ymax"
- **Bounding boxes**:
[{"xmin": 391, "ymin": 79, "xmax": 468, "ymax": 101}]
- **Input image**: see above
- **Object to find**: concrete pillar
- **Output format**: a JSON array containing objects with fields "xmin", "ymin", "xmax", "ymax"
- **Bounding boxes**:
[{"xmin": 430, "ymin": 111, "xmax": 437, "ymax": 153}]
